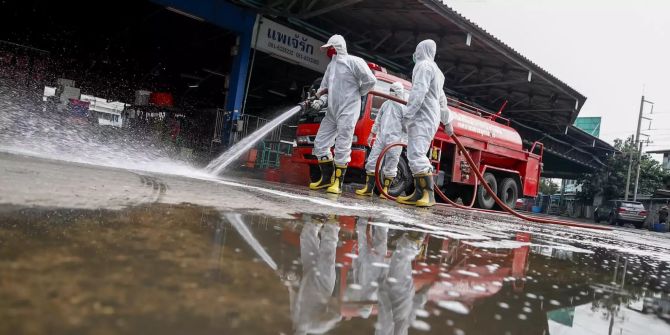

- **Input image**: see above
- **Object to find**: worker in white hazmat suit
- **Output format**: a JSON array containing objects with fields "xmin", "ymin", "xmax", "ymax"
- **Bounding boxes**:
[
  {"xmin": 309, "ymin": 34, "xmax": 377, "ymax": 194},
  {"xmin": 344, "ymin": 218, "xmax": 389, "ymax": 318},
  {"xmin": 289, "ymin": 214, "xmax": 342, "ymax": 334},
  {"xmin": 355, "ymin": 82, "xmax": 407, "ymax": 198},
  {"xmin": 397, "ymin": 39, "xmax": 455, "ymax": 207},
  {"xmin": 376, "ymin": 232, "xmax": 430, "ymax": 335}
]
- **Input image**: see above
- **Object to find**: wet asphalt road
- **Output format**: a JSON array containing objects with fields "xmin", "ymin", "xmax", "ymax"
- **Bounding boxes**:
[{"xmin": 1, "ymin": 152, "xmax": 670, "ymax": 335}]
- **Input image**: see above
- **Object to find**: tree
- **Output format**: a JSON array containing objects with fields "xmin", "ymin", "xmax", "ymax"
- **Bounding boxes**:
[
  {"xmin": 539, "ymin": 178, "xmax": 559, "ymax": 195},
  {"xmin": 577, "ymin": 136, "xmax": 669, "ymax": 203}
]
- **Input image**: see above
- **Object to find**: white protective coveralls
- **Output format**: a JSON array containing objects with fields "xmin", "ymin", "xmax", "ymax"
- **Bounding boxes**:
[
  {"xmin": 376, "ymin": 234, "xmax": 429, "ymax": 335},
  {"xmin": 312, "ymin": 35, "xmax": 377, "ymax": 166},
  {"xmin": 346, "ymin": 218, "xmax": 389, "ymax": 316},
  {"xmin": 290, "ymin": 216, "xmax": 342, "ymax": 335},
  {"xmin": 364, "ymin": 82, "xmax": 407, "ymax": 177},
  {"xmin": 403, "ymin": 40, "xmax": 454, "ymax": 175}
]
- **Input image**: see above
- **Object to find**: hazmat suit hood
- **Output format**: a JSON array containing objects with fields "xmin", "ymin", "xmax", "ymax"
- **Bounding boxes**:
[
  {"xmin": 321, "ymin": 34, "xmax": 348, "ymax": 56},
  {"xmin": 413, "ymin": 39, "xmax": 436, "ymax": 62},
  {"xmin": 390, "ymin": 81, "xmax": 404, "ymax": 98}
]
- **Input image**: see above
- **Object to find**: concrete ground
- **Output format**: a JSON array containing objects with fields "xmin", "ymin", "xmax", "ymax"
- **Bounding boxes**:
[
  {"xmin": 2, "ymin": 152, "xmax": 670, "ymax": 335},
  {"xmin": 1, "ymin": 151, "xmax": 669, "ymax": 257}
]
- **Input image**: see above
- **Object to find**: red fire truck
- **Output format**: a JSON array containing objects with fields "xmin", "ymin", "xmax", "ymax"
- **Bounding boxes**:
[{"xmin": 291, "ymin": 63, "xmax": 544, "ymax": 210}]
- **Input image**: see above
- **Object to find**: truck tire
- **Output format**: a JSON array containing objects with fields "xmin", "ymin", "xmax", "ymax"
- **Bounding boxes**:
[
  {"xmin": 475, "ymin": 172, "xmax": 498, "ymax": 210},
  {"xmin": 386, "ymin": 153, "xmax": 413, "ymax": 196},
  {"xmin": 498, "ymin": 178, "xmax": 519, "ymax": 209}
]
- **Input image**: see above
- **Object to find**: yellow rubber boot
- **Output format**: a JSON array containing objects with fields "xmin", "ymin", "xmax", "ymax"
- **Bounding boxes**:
[
  {"xmin": 396, "ymin": 175, "xmax": 422, "ymax": 205},
  {"xmin": 326, "ymin": 164, "xmax": 347, "ymax": 194},
  {"xmin": 309, "ymin": 159, "xmax": 334, "ymax": 190},
  {"xmin": 415, "ymin": 173, "xmax": 436, "ymax": 207},
  {"xmin": 355, "ymin": 173, "xmax": 375, "ymax": 196},
  {"xmin": 396, "ymin": 173, "xmax": 435, "ymax": 206},
  {"xmin": 380, "ymin": 177, "xmax": 394, "ymax": 199}
]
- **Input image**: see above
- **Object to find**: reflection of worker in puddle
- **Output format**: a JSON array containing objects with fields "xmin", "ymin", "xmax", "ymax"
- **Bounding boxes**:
[
  {"xmin": 290, "ymin": 214, "xmax": 342, "ymax": 335},
  {"xmin": 377, "ymin": 231, "xmax": 429, "ymax": 335},
  {"xmin": 348, "ymin": 217, "xmax": 389, "ymax": 317}
]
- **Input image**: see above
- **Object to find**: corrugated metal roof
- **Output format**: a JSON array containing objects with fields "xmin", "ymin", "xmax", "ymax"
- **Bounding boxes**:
[{"xmin": 426, "ymin": 0, "xmax": 586, "ymax": 103}]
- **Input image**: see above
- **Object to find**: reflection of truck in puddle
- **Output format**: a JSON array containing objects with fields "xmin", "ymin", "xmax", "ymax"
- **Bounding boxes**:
[
  {"xmin": 280, "ymin": 214, "xmax": 531, "ymax": 322},
  {"xmin": 292, "ymin": 63, "xmax": 544, "ymax": 209}
]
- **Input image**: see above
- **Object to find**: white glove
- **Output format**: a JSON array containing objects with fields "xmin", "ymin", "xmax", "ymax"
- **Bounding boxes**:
[
  {"xmin": 311, "ymin": 99, "xmax": 324, "ymax": 110},
  {"xmin": 443, "ymin": 122, "xmax": 454, "ymax": 137},
  {"xmin": 367, "ymin": 134, "xmax": 374, "ymax": 146}
]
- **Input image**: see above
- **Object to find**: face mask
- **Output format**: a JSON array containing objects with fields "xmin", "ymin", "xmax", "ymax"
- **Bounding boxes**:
[{"xmin": 327, "ymin": 47, "xmax": 337, "ymax": 59}]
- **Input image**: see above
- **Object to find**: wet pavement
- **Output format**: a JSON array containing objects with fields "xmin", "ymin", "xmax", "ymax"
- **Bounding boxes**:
[{"xmin": 1, "ymin": 152, "xmax": 670, "ymax": 334}]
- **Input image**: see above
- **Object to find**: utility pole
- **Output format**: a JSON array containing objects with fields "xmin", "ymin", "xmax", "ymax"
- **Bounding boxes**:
[
  {"xmin": 633, "ymin": 106, "xmax": 654, "ymax": 201},
  {"xmin": 624, "ymin": 95, "xmax": 653, "ymax": 200},
  {"xmin": 633, "ymin": 141, "xmax": 644, "ymax": 201}
]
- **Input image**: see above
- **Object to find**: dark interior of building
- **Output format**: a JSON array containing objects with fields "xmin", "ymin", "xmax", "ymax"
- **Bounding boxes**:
[
  {"xmin": 0, "ymin": 0, "xmax": 317, "ymax": 116},
  {"xmin": 0, "ymin": 0, "xmax": 615, "ymax": 177}
]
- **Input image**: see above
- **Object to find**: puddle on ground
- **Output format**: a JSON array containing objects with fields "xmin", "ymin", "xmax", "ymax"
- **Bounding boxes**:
[{"xmin": 0, "ymin": 203, "xmax": 669, "ymax": 335}]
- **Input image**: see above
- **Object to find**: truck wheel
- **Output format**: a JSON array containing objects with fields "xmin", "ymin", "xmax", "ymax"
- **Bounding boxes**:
[
  {"xmin": 498, "ymin": 178, "xmax": 519, "ymax": 209},
  {"xmin": 475, "ymin": 172, "xmax": 498, "ymax": 210},
  {"xmin": 387, "ymin": 154, "xmax": 413, "ymax": 196}
]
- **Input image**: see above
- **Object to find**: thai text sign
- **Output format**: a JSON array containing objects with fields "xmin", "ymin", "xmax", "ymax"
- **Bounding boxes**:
[{"xmin": 252, "ymin": 17, "xmax": 329, "ymax": 73}]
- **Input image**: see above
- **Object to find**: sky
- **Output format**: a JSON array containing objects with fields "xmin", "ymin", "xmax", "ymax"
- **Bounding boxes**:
[{"xmin": 448, "ymin": 0, "xmax": 670, "ymax": 162}]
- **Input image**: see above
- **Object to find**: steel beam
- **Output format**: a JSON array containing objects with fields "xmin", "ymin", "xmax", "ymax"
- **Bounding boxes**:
[
  {"xmin": 458, "ymin": 68, "xmax": 478, "ymax": 83},
  {"xmin": 393, "ymin": 35, "xmax": 415, "ymax": 53},
  {"xmin": 443, "ymin": 65, "xmax": 457, "ymax": 76},
  {"xmin": 504, "ymin": 108, "xmax": 574, "ymax": 114},
  {"xmin": 299, "ymin": 0, "xmax": 363, "ymax": 19},
  {"xmin": 372, "ymin": 32, "xmax": 393, "ymax": 51},
  {"xmin": 454, "ymin": 79, "xmax": 525, "ymax": 89},
  {"xmin": 305, "ymin": 0, "xmax": 320, "ymax": 11}
]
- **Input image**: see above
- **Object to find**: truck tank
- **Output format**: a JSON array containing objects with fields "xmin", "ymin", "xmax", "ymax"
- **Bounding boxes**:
[{"xmin": 449, "ymin": 107, "xmax": 523, "ymax": 152}]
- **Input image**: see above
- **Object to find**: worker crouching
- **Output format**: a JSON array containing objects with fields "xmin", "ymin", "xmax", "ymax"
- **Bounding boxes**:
[
  {"xmin": 396, "ymin": 39, "xmax": 454, "ymax": 207},
  {"xmin": 308, "ymin": 34, "xmax": 377, "ymax": 194},
  {"xmin": 355, "ymin": 81, "xmax": 407, "ymax": 198}
]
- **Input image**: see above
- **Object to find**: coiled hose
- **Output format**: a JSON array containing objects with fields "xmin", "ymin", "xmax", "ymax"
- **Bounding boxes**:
[{"xmin": 373, "ymin": 140, "xmax": 611, "ymax": 231}]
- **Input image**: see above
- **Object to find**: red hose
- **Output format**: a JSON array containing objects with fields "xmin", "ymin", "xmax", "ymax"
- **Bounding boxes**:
[
  {"xmin": 374, "ymin": 143, "xmax": 479, "ymax": 212},
  {"xmin": 374, "ymin": 139, "xmax": 611, "ymax": 231}
]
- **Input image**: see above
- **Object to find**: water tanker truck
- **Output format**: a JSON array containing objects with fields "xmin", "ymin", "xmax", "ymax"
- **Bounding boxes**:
[{"xmin": 292, "ymin": 63, "xmax": 544, "ymax": 210}]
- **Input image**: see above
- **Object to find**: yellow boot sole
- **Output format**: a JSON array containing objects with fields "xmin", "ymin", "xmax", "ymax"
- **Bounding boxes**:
[
  {"xmin": 326, "ymin": 184, "xmax": 342, "ymax": 194},
  {"xmin": 396, "ymin": 195, "xmax": 417, "ymax": 205},
  {"xmin": 355, "ymin": 189, "xmax": 372, "ymax": 196},
  {"xmin": 415, "ymin": 199, "xmax": 435, "ymax": 207},
  {"xmin": 309, "ymin": 181, "xmax": 333, "ymax": 190}
]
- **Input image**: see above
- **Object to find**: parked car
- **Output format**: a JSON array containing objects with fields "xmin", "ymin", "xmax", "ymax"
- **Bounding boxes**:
[{"xmin": 594, "ymin": 200, "xmax": 648, "ymax": 228}]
